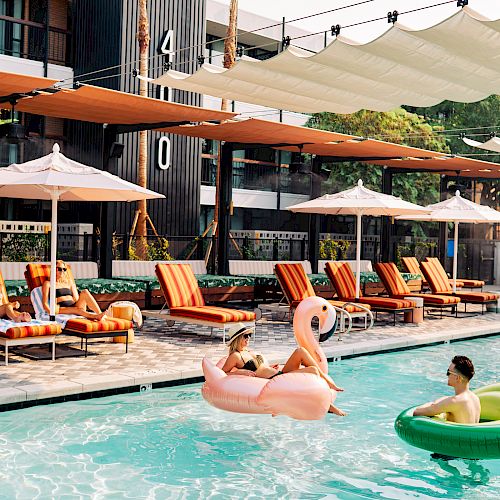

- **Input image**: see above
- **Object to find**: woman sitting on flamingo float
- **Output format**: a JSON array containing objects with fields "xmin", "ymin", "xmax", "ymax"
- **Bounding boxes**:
[
  {"xmin": 202, "ymin": 296, "xmax": 346, "ymax": 420},
  {"xmin": 221, "ymin": 323, "xmax": 346, "ymax": 416}
]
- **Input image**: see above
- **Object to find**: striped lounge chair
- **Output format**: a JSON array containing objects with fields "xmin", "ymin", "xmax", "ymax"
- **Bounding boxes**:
[
  {"xmin": 401, "ymin": 256, "xmax": 465, "ymax": 290},
  {"xmin": 324, "ymin": 261, "xmax": 416, "ymax": 325},
  {"xmin": 154, "ymin": 263, "xmax": 255, "ymax": 343},
  {"xmin": 25, "ymin": 263, "xmax": 133, "ymax": 356},
  {"xmin": 274, "ymin": 263, "xmax": 373, "ymax": 336},
  {"xmin": 425, "ymin": 257, "xmax": 485, "ymax": 290},
  {"xmin": 0, "ymin": 270, "xmax": 62, "ymax": 365},
  {"xmin": 375, "ymin": 262, "xmax": 460, "ymax": 317},
  {"xmin": 420, "ymin": 260, "xmax": 498, "ymax": 314}
]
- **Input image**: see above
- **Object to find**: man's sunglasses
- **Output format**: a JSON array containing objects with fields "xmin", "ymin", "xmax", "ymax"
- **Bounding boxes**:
[
  {"xmin": 446, "ymin": 369, "xmax": 462, "ymax": 378},
  {"xmin": 56, "ymin": 267, "xmax": 67, "ymax": 272}
]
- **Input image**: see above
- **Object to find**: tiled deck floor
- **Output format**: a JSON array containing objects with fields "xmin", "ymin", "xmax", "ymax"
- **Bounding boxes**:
[{"xmin": 0, "ymin": 304, "xmax": 499, "ymax": 407}]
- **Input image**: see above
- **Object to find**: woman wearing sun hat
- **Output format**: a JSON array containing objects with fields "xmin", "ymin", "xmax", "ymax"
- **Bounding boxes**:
[{"xmin": 221, "ymin": 323, "xmax": 346, "ymax": 416}]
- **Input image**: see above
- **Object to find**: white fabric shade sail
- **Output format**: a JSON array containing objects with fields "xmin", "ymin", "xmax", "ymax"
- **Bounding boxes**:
[
  {"xmin": 396, "ymin": 191, "xmax": 500, "ymax": 292},
  {"xmin": 151, "ymin": 6, "xmax": 500, "ymax": 114},
  {"xmin": 463, "ymin": 136, "xmax": 500, "ymax": 153},
  {"xmin": 0, "ymin": 143, "xmax": 165, "ymax": 316},
  {"xmin": 287, "ymin": 179, "xmax": 430, "ymax": 298}
]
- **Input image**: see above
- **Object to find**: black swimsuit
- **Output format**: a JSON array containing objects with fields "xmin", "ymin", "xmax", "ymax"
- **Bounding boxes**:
[
  {"xmin": 56, "ymin": 287, "xmax": 76, "ymax": 307},
  {"xmin": 239, "ymin": 352, "xmax": 258, "ymax": 371}
]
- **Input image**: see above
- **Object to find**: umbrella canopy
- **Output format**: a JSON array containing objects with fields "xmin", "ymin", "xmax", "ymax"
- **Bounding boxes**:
[
  {"xmin": 0, "ymin": 143, "xmax": 165, "ymax": 316},
  {"xmin": 397, "ymin": 191, "xmax": 500, "ymax": 292},
  {"xmin": 287, "ymin": 179, "xmax": 430, "ymax": 298}
]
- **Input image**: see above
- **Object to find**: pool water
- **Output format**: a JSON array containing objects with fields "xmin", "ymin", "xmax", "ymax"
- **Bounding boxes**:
[{"xmin": 0, "ymin": 337, "xmax": 499, "ymax": 499}]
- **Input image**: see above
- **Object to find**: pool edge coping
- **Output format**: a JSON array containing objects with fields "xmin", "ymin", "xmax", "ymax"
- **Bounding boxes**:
[{"xmin": 0, "ymin": 327, "xmax": 498, "ymax": 413}]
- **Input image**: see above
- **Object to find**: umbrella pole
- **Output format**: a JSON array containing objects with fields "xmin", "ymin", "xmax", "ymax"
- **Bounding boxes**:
[
  {"xmin": 356, "ymin": 213, "xmax": 362, "ymax": 299},
  {"xmin": 49, "ymin": 193, "xmax": 59, "ymax": 320},
  {"xmin": 452, "ymin": 221, "xmax": 459, "ymax": 293}
]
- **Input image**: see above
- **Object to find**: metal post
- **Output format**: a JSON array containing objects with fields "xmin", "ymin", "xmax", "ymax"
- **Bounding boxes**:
[
  {"xmin": 216, "ymin": 141, "xmax": 233, "ymax": 275},
  {"xmin": 308, "ymin": 155, "xmax": 321, "ymax": 273},
  {"xmin": 44, "ymin": 2, "xmax": 50, "ymax": 77},
  {"xmin": 438, "ymin": 175, "xmax": 448, "ymax": 262},
  {"xmin": 381, "ymin": 167, "xmax": 393, "ymax": 262},
  {"xmin": 99, "ymin": 125, "xmax": 117, "ymax": 278}
]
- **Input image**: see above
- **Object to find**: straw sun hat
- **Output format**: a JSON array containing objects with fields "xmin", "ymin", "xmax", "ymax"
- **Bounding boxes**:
[{"xmin": 226, "ymin": 323, "xmax": 255, "ymax": 346}]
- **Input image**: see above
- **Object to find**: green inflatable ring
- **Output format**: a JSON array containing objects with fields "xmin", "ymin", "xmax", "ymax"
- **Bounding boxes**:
[{"xmin": 394, "ymin": 383, "xmax": 500, "ymax": 459}]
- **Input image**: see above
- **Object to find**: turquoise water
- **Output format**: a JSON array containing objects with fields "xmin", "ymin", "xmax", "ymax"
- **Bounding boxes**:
[{"xmin": 0, "ymin": 337, "xmax": 499, "ymax": 499}]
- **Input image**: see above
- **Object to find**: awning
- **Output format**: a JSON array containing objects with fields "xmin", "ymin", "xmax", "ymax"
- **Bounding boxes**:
[
  {"xmin": 2, "ymin": 72, "xmax": 500, "ymax": 178},
  {"xmin": 0, "ymin": 71, "xmax": 236, "ymax": 125},
  {"xmin": 463, "ymin": 136, "xmax": 500, "ymax": 153},
  {"xmin": 163, "ymin": 118, "xmax": 500, "ymax": 179},
  {"xmin": 151, "ymin": 6, "xmax": 500, "ymax": 114}
]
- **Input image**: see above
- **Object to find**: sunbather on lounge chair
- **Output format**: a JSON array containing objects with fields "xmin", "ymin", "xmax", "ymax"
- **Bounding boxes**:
[
  {"xmin": 0, "ymin": 272, "xmax": 31, "ymax": 322},
  {"xmin": 0, "ymin": 300, "xmax": 31, "ymax": 322},
  {"xmin": 41, "ymin": 260, "xmax": 106, "ymax": 320}
]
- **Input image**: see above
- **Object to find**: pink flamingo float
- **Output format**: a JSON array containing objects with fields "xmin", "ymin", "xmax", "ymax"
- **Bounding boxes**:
[{"xmin": 201, "ymin": 296, "xmax": 338, "ymax": 420}]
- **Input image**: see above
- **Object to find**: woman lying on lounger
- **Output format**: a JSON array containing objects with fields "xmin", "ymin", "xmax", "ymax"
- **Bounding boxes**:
[
  {"xmin": 42, "ymin": 260, "xmax": 106, "ymax": 320},
  {"xmin": 0, "ymin": 294, "xmax": 31, "ymax": 323},
  {"xmin": 221, "ymin": 323, "xmax": 347, "ymax": 416}
]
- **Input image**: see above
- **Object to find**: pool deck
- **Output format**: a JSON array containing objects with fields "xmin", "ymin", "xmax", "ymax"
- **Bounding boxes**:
[{"xmin": 0, "ymin": 302, "xmax": 499, "ymax": 410}]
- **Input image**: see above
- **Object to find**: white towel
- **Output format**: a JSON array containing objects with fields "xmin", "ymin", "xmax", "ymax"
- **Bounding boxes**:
[{"xmin": 106, "ymin": 301, "xmax": 143, "ymax": 328}]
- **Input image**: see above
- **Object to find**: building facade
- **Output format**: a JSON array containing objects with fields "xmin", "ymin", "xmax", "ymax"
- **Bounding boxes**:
[{"xmin": 0, "ymin": 0, "xmax": 314, "ymax": 241}]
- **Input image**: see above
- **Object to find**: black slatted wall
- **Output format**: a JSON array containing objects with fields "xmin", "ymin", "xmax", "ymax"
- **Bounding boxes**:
[{"xmin": 69, "ymin": 0, "xmax": 205, "ymax": 236}]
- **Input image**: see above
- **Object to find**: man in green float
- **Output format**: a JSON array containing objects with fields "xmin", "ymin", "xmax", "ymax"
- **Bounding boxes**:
[{"xmin": 413, "ymin": 355, "xmax": 480, "ymax": 424}]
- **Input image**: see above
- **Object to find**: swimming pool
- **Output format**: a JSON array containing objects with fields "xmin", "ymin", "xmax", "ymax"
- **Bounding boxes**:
[{"xmin": 0, "ymin": 337, "xmax": 498, "ymax": 499}]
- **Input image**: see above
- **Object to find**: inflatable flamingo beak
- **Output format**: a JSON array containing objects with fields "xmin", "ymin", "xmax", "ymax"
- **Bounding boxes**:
[{"xmin": 318, "ymin": 302, "xmax": 337, "ymax": 343}]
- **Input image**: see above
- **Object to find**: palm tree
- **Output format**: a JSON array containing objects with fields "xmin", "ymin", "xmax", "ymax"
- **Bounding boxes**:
[
  {"xmin": 136, "ymin": 0, "xmax": 150, "ymax": 258},
  {"xmin": 213, "ymin": 0, "xmax": 238, "ymax": 247}
]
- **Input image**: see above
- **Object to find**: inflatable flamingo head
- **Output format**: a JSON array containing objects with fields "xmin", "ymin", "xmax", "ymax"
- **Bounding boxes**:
[{"xmin": 294, "ymin": 296, "xmax": 337, "ymax": 344}]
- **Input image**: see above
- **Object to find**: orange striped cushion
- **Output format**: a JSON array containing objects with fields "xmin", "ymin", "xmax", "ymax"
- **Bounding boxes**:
[
  {"xmin": 25, "ymin": 263, "xmax": 76, "ymax": 291},
  {"xmin": 454, "ymin": 291, "xmax": 498, "ymax": 303},
  {"xmin": 456, "ymin": 279, "xmax": 485, "ymax": 288},
  {"xmin": 391, "ymin": 292, "xmax": 460, "ymax": 305},
  {"xmin": 329, "ymin": 300, "xmax": 371, "ymax": 313},
  {"xmin": 0, "ymin": 322, "xmax": 62, "ymax": 339},
  {"xmin": 401, "ymin": 257, "xmax": 421, "ymax": 275},
  {"xmin": 325, "ymin": 262, "xmax": 358, "ymax": 298},
  {"xmin": 401, "ymin": 256, "xmax": 428, "ymax": 285},
  {"xmin": 65, "ymin": 317, "xmax": 132, "ymax": 333},
  {"xmin": 0, "ymin": 270, "xmax": 9, "ymax": 306},
  {"xmin": 375, "ymin": 263, "xmax": 411, "ymax": 296},
  {"xmin": 170, "ymin": 306, "xmax": 256, "ymax": 323},
  {"xmin": 423, "ymin": 259, "xmax": 480, "ymax": 288},
  {"xmin": 275, "ymin": 263, "xmax": 315, "ymax": 304},
  {"xmin": 358, "ymin": 297, "xmax": 415, "ymax": 310},
  {"xmin": 156, "ymin": 264, "xmax": 204, "ymax": 308},
  {"xmin": 420, "ymin": 260, "xmax": 451, "ymax": 294}
]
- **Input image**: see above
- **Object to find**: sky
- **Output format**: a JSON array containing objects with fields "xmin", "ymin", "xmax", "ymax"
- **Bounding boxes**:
[{"xmin": 216, "ymin": 0, "xmax": 498, "ymax": 43}]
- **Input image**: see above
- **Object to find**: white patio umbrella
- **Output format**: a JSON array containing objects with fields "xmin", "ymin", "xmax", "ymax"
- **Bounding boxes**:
[
  {"xmin": 0, "ymin": 143, "xmax": 164, "ymax": 318},
  {"xmin": 287, "ymin": 179, "xmax": 430, "ymax": 299},
  {"xmin": 397, "ymin": 190, "xmax": 500, "ymax": 292}
]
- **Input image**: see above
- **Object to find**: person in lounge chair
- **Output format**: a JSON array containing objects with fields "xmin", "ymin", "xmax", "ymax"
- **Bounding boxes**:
[
  {"xmin": 221, "ymin": 323, "xmax": 347, "ymax": 416},
  {"xmin": 413, "ymin": 355, "xmax": 480, "ymax": 424},
  {"xmin": 41, "ymin": 260, "xmax": 106, "ymax": 320},
  {"xmin": 0, "ymin": 294, "xmax": 31, "ymax": 323}
]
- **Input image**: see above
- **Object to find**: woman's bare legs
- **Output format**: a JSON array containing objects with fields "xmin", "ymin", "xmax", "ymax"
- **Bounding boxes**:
[
  {"xmin": 58, "ymin": 305, "xmax": 106, "ymax": 320},
  {"xmin": 74, "ymin": 289, "xmax": 102, "ymax": 314},
  {"xmin": 0, "ymin": 302, "xmax": 31, "ymax": 322},
  {"xmin": 281, "ymin": 347, "xmax": 343, "ymax": 391}
]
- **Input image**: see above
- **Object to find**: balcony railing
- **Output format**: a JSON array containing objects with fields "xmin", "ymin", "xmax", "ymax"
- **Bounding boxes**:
[
  {"xmin": 0, "ymin": 15, "xmax": 72, "ymax": 66},
  {"xmin": 202, "ymin": 155, "xmax": 311, "ymax": 195}
]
